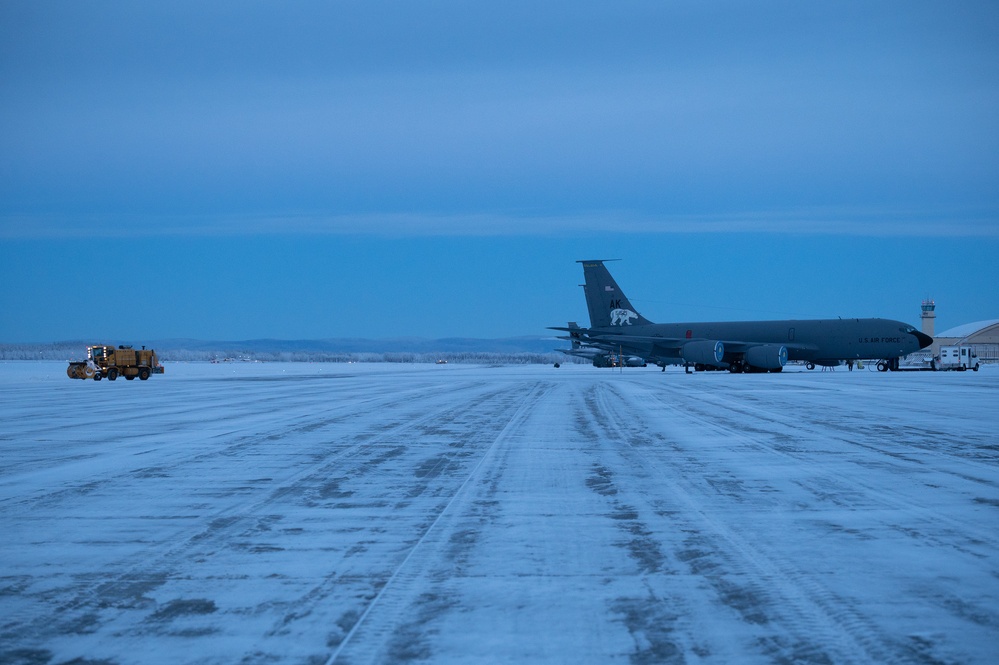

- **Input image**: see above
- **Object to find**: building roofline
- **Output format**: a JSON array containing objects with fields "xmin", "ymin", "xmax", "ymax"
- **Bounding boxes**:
[{"xmin": 935, "ymin": 319, "xmax": 999, "ymax": 339}]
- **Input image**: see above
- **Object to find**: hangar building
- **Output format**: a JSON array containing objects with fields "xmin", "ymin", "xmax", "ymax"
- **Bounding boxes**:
[{"xmin": 931, "ymin": 319, "xmax": 999, "ymax": 364}]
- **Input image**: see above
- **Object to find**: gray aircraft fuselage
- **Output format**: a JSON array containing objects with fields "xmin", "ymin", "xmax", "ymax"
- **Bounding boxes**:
[{"xmin": 591, "ymin": 317, "xmax": 926, "ymax": 366}]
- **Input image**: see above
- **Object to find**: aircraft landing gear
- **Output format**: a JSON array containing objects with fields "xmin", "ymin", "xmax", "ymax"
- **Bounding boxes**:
[{"xmin": 876, "ymin": 358, "xmax": 900, "ymax": 372}]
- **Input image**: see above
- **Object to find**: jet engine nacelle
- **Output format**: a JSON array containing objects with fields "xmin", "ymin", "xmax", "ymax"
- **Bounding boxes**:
[
  {"xmin": 682, "ymin": 340, "xmax": 725, "ymax": 366},
  {"xmin": 744, "ymin": 344, "xmax": 788, "ymax": 370}
]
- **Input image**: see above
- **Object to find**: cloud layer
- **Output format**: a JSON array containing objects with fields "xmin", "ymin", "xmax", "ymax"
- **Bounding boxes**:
[{"xmin": 2, "ymin": 2, "xmax": 997, "ymax": 238}]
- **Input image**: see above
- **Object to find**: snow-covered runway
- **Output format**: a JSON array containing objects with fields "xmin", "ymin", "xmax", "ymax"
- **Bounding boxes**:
[{"xmin": 2, "ymin": 362, "xmax": 997, "ymax": 664}]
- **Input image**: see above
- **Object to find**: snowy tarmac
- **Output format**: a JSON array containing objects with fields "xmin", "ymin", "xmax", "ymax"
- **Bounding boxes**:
[{"xmin": 1, "ymin": 361, "xmax": 997, "ymax": 665}]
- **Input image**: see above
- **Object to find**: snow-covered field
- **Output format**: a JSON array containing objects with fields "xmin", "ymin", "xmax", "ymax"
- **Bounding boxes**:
[{"xmin": 1, "ymin": 361, "xmax": 997, "ymax": 665}]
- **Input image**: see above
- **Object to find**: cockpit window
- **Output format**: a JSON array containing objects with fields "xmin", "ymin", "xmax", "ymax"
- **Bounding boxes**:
[{"xmin": 901, "ymin": 326, "xmax": 915, "ymax": 334}]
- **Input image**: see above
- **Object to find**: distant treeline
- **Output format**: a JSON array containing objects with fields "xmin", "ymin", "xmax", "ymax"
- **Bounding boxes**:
[
  {"xmin": 0, "ymin": 342, "xmax": 580, "ymax": 365},
  {"xmin": 162, "ymin": 349, "xmax": 573, "ymax": 365},
  {"xmin": 0, "ymin": 343, "xmax": 82, "ymax": 361}
]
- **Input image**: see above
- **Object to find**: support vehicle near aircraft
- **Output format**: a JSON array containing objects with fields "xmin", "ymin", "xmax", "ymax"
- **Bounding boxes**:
[
  {"xmin": 934, "ymin": 345, "xmax": 981, "ymax": 371},
  {"xmin": 67, "ymin": 344, "xmax": 165, "ymax": 381},
  {"xmin": 551, "ymin": 260, "xmax": 933, "ymax": 373}
]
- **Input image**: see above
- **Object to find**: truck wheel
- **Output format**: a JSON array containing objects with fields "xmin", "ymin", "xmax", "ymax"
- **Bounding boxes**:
[
  {"xmin": 107, "ymin": 368, "xmax": 118, "ymax": 381},
  {"xmin": 94, "ymin": 373, "xmax": 102, "ymax": 381},
  {"xmin": 139, "ymin": 368, "xmax": 150, "ymax": 380}
]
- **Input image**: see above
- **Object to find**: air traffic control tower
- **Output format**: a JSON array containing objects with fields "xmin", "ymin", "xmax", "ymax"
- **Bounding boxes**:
[{"xmin": 921, "ymin": 299, "xmax": 936, "ymax": 337}]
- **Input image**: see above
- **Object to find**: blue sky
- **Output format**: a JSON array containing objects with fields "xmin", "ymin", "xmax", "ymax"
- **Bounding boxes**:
[{"xmin": 2, "ymin": 1, "xmax": 997, "ymax": 342}]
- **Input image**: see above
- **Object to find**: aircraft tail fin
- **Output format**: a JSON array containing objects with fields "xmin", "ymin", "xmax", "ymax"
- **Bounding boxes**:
[{"xmin": 578, "ymin": 260, "xmax": 654, "ymax": 328}]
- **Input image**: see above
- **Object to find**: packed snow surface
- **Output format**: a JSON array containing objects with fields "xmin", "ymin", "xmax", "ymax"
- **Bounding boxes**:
[{"xmin": 1, "ymin": 362, "xmax": 997, "ymax": 665}]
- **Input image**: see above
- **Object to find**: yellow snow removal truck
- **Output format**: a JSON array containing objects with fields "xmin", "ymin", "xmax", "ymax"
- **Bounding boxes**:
[{"xmin": 67, "ymin": 345, "xmax": 165, "ymax": 381}]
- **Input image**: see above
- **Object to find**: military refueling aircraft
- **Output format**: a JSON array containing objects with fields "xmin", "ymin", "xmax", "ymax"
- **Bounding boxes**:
[{"xmin": 552, "ymin": 260, "xmax": 933, "ymax": 373}]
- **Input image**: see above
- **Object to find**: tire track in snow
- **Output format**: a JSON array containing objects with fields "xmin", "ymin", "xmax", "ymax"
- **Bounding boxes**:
[
  {"xmin": 645, "ymin": 380, "xmax": 999, "ymax": 566},
  {"xmin": 268, "ymin": 381, "xmax": 548, "ymax": 651},
  {"xmin": 610, "ymin": 373, "xmax": 996, "ymax": 664},
  {"xmin": 0, "ymin": 376, "xmax": 492, "ymax": 510},
  {"xmin": 0, "ymin": 376, "xmax": 518, "ymax": 660},
  {"xmin": 570, "ymin": 384, "xmax": 700, "ymax": 664},
  {"xmin": 581, "ymin": 380, "xmax": 901, "ymax": 664},
  {"xmin": 4, "ymin": 367, "xmax": 995, "ymax": 664},
  {"xmin": 323, "ymin": 381, "xmax": 554, "ymax": 664}
]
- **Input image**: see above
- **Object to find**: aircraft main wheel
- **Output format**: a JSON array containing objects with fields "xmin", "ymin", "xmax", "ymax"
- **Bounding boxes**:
[
  {"xmin": 805, "ymin": 362, "xmax": 815, "ymax": 370},
  {"xmin": 877, "ymin": 361, "xmax": 888, "ymax": 372}
]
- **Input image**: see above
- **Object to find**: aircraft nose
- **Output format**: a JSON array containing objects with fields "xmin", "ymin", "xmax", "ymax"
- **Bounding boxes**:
[{"xmin": 911, "ymin": 330, "xmax": 933, "ymax": 349}]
